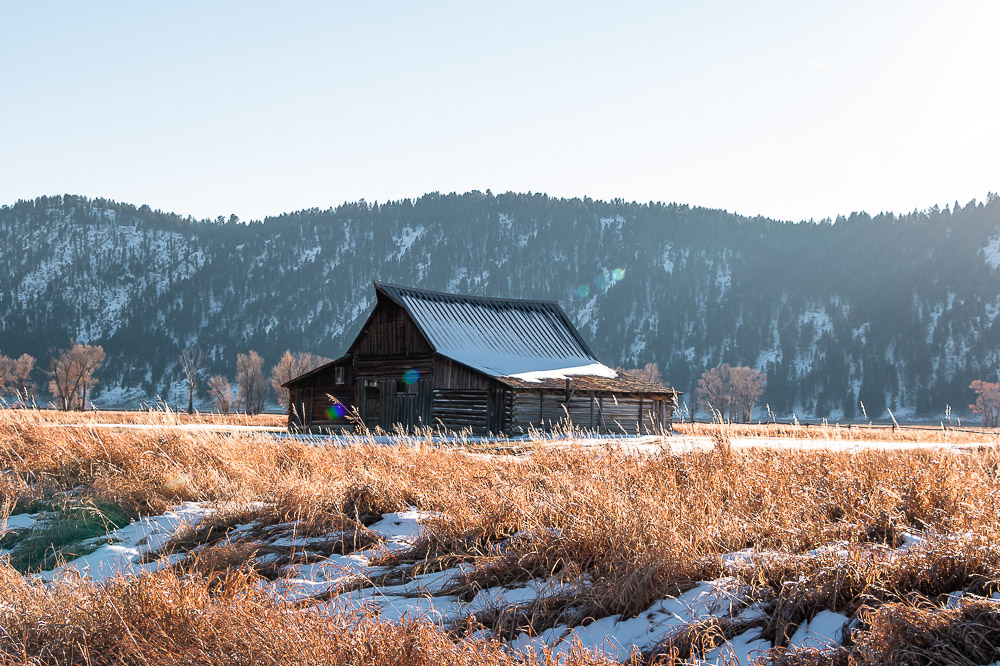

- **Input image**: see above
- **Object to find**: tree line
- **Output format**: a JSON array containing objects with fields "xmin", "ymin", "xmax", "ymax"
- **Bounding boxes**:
[
  {"xmin": 2, "ymin": 345, "xmax": 998, "ymax": 425},
  {"xmin": 0, "ymin": 344, "xmax": 329, "ymax": 414},
  {"xmin": 186, "ymin": 349, "xmax": 330, "ymax": 415},
  {"xmin": 0, "ymin": 342, "xmax": 105, "ymax": 410},
  {"xmin": 630, "ymin": 361, "xmax": 1000, "ymax": 426}
]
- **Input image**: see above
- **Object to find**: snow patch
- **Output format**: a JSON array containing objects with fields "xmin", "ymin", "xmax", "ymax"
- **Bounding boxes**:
[
  {"xmin": 394, "ymin": 225, "xmax": 425, "ymax": 258},
  {"xmin": 662, "ymin": 243, "xmax": 674, "ymax": 274},
  {"xmin": 983, "ymin": 235, "xmax": 1000, "ymax": 270},
  {"xmin": 36, "ymin": 502, "xmax": 209, "ymax": 582},
  {"xmin": 2, "ymin": 514, "xmax": 36, "ymax": 532},
  {"xmin": 787, "ymin": 609, "xmax": 848, "ymax": 649}
]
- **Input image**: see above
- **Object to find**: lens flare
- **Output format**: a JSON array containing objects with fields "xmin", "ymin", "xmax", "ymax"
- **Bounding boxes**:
[
  {"xmin": 576, "ymin": 285, "xmax": 590, "ymax": 298},
  {"xmin": 594, "ymin": 273, "xmax": 611, "ymax": 290},
  {"xmin": 326, "ymin": 403, "xmax": 347, "ymax": 420},
  {"xmin": 612, "ymin": 267, "xmax": 625, "ymax": 281},
  {"xmin": 403, "ymin": 368, "xmax": 421, "ymax": 384}
]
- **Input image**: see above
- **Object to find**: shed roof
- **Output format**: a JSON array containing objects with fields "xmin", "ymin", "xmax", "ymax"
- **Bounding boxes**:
[{"xmin": 373, "ymin": 282, "xmax": 673, "ymax": 393}]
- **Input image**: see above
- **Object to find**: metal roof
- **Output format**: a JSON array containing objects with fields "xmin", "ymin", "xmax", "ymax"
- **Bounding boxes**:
[{"xmin": 374, "ymin": 282, "xmax": 615, "ymax": 380}]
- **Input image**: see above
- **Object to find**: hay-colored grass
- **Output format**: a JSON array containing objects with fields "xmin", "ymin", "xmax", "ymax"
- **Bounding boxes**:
[{"xmin": 2, "ymin": 408, "xmax": 1000, "ymax": 663}]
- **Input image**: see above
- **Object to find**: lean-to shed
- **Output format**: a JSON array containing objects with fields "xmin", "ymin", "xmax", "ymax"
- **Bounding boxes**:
[{"xmin": 283, "ymin": 282, "xmax": 679, "ymax": 434}]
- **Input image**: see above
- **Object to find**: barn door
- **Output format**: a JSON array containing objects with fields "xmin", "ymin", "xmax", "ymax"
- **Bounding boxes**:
[
  {"xmin": 364, "ymin": 382, "xmax": 381, "ymax": 428},
  {"xmin": 487, "ymin": 387, "xmax": 505, "ymax": 434}
]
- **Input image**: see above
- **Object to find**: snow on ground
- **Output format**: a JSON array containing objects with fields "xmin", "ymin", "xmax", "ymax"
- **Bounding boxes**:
[
  {"xmin": 35, "ymin": 502, "xmax": 209, "ymax": 582},
  {"xmin": 38, "ymin": 422, "xmax": 995, "ymax": 454},
  {"xmin": 983, "ymin": 235, "xmax": 1000, "ymax": 270},
  {"xmin": 32, "ymin": 504, "xmax": 779, "ymax": 662},
  {"xmin": 22, "ymin": 501, "xmax": 996, "ymax": 663},
  {"xmin": 3, "ymin": 513, "xmax": 36, "ymax": 532},
  {"xmin": 788, "ymin": 610, "xmax": 849, "ymax": 649},
  {"xmin": 12, "ymin": 444, "xmax": 992, "ymax": 664}
]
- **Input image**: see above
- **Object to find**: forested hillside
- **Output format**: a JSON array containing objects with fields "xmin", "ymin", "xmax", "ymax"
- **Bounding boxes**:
[{"xmin": 1, "ymin": 192, "xmax": 998, "ymax": 419}]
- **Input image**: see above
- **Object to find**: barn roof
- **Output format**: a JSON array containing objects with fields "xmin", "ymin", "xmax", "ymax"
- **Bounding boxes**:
[{"xmin": 373, "ymin": 282, "xmax": 674, "ymax": 394}]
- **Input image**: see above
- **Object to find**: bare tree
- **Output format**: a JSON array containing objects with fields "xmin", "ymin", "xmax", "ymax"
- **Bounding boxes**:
[
  {"xmin": 236, "ymin": 351, "xmax": 267, "ymax": 415},
  {"xmin": 179, "ymin": 348, "xmax": 204, "ymax": 414},
  {"xmin": 47, "ymin": 343, "xmax": 106, "ymax": 410},
  {"xmin": 696, "ymin": 364, "xmax": 732, "ymax": 419},
  {"xmin": 0, "ymin": 353, "xmax": 13, "ymax": 398},
  {"xmin": 269, "ymin": 351, "xmax": 331, "ymax": 409},
  {"xmin": 207, "ymin": 375, "xmax": 236, "ymax": 414},
  {"xmin": 8, "ymin": 354, "xmax": 36, "ymax": 404},
  {"xmin": 696, "ymin": 364, "xmax": 766, "ymax": 422},
  {"xmin": 969, "ymin": 380, "xmax": 1000, "ymax": 427},
  {"xmin": 728, "ymin": 366, "xmax": 767, "ymax": 422}
]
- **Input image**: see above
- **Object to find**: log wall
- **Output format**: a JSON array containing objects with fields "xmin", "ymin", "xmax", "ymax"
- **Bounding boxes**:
[{"xmin": 510, "ymin": 390, "xmax": 674, "ymax": 435}]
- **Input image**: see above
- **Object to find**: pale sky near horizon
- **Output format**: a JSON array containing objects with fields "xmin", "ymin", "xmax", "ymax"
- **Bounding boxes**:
[{"xmin": 2, "ymin": 2, "xmax": 998, "ymax": 223}]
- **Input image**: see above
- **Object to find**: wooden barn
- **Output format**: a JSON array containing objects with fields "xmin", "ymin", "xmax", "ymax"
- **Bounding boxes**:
[{"xmin": 283, "ymin": 282, "xmax": 679, "ymax": 435}]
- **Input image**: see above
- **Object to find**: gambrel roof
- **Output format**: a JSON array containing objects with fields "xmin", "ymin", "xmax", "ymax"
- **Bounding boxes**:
[
  {"xmin": 373, "ymin": 282, "xmax": 673, "ymax": 393},
  {"xmin": 285, "ymin": 282, "xmax": 676, "ymax": 394}
]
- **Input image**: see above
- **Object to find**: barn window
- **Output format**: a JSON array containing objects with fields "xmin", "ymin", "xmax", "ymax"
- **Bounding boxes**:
[{"xmin": 335, "ymin": 367, "xmax": 345, "ymax": 385}]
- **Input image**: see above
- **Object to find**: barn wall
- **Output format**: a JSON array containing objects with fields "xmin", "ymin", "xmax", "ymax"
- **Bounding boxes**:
[
  {"xmin": 351, "ymin": 298, "xmax": 434, "ymax": 358},
  {"xmin": 510, "ymin": 390, "xmax": 674, "ymax": 435},
  {"xmin": 309, "ymin": 387, "xmax": 356, "ymax": 429},
  {"xmin": 429, "ymin": 386, "xmax": 511, "ymax": 434},
  {"xmin": 432, "ymin": 357, "xmax": 494, "ymax": 390},
  {"xmin": 287, "ymin": 358, "xmax": 356, "ymax": 431}
]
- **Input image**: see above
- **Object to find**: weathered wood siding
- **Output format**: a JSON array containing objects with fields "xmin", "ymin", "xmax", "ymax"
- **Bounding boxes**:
[
  {"xmin": 432, "ymin": 389, "xmax": 488, "ymax": 431},
  {"xmin": 433, "ymin": 357, "xmax": 494, "ymax": 389},
  {"xmin": 287, "ymin": 358, "xmax": 356, "ymax": 431},
  {"xmin": 352, "ymin": 299, "xmax": 433, "ymax": 357},
  {"xmin": 359, "ymin": 378, "xmax": 433, "ymax": 430},
  {"xmin": 509, "ymin": 390, "xmax": 673, "ymax": 434},
  {"xmin": 309, "ymin": 387, "xmax": 355, "ymax": 428}
]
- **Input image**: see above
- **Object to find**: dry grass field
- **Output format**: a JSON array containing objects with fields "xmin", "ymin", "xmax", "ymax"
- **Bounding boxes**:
[
  {"xmin": 9, "ymin": 407, "xmax": 286, "ymax": 427},
  {"xmin": 0, "ymin": 409, "xmax": 998, "ymax": 664},
  {"xmin": 673, "ymin": 420, "xmax": 1000, "ymax": 445}
]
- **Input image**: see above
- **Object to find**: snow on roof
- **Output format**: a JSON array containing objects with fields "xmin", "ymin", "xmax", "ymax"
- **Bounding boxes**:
[
  {"xmin": 507, "ymin": 362, "xmax": 618, "ymax": 383},
  {"xmin": 374, "ymin": 282, "xmax": 616, "ymax": 379}
]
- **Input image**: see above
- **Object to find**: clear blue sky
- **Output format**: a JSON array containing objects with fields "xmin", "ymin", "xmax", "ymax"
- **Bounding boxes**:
[{"xmin": 2, "ymin": 2, "xmax": 998, "ymax": 222}]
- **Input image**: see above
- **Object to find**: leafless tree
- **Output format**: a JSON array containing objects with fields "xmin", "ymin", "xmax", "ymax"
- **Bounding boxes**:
[
  {"xmin": 8, "ymin": 354, "xmax": 36, "ymax": 404},
  {"xmin": 47, "ymin": 343, "xmax": 106, "ymax": 410},
  {"xmin": 236, "ymin": 351, "xmax": 267, "ymax": 415},
  {"xmin": 269, "ymin": 350, "xmax": 331, "ymax": 409},
  {"xmin": 696, "ymin": 364, "xmax": 766, "ymax": 422},
  {"xmin": 969, "ymin": 380, "xmax": 1000, "ymax": 427},
  {"xmin": 0, "ymin": 353, "xmax": 13, "ymax": 398},
  {"xmin": 728, "ymin": 366, "xmax": 767, "ymax": 422},
  {"xmin": 207, "ymin": 375, "xmax": 236, "ymax": 414},
  {"xmin": 696, "ymin": 365, "xmax": 731, "ymax": 420},
  {"xmin": 179, "ymin": 348, "xmax": 204, "ymax": 414}
]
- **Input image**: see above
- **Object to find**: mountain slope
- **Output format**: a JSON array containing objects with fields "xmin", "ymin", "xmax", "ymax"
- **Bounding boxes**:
[{"xmin": 2, "ymin": 192, "xmax": 998, "ymax": 418}]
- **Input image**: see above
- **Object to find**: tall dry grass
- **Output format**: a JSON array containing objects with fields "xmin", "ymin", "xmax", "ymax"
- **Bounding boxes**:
[
  {"xmin": 3, "ymin": 409, "xmax": 1000, "ymax": 663},
  {"xmin": 3, "ymin": 406, "xmax": 285, "ymax": 427},
  {"xmin": 674, "ymin": 420, "xmax": 1000, "ymax": 444},
  {"xmin": 0, "ymin": 565, "xmax": 614, "ymax": 666}
]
